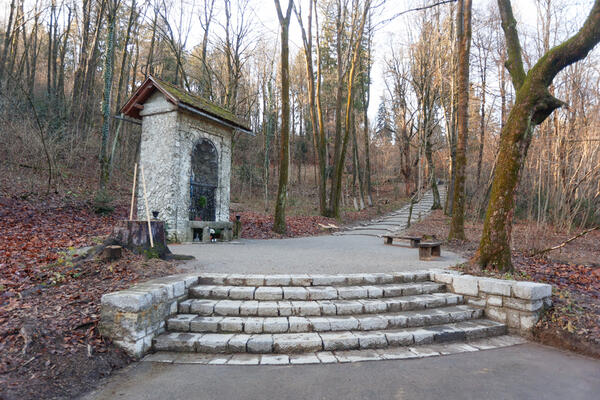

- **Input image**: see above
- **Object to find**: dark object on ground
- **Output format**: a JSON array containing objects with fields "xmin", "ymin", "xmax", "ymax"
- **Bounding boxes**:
[
  {"xmin": 102, "ymin": 245, "xmax": 122, "ymax": 261},
  {"xmin": 233, "ymin": 215, "xmax": 242, "ymax": 239},
  {"xmin": 383, "ymin": 235, "xmax": 421, "ymax": 247},
  {"xmin": 418, "ymin": 242, "xmax": 442, "ymax": 260},
  {"xmin": 112, "ymin": 220, "xmax": 171, "ymax": 259}
]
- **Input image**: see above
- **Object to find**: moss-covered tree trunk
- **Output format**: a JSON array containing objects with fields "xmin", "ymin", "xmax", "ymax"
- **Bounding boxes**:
[
  {"xmin": 273, "ymin": 0, "xmax": 294, "ymax": 234},
  {"xmin": 448, "ymin": 0, "xmax": 472, "ymax": 240},
  {"xmin": 476, "ymin": 0, "xmax": 600, "ymax": 271}
]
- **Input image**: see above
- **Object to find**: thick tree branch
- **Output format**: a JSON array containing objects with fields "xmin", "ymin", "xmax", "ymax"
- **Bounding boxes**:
[{"xmin": 496, "ymin": 0, "xmax": 526, "ymax": 89}]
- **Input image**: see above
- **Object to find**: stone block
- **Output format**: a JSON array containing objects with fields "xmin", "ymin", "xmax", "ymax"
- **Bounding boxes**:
[
  {"xmin": 478, "ymin": 278, "xmax": 512, "ymax": 296},
  {"xmin": 385, "ymin": 331, "xmax": 413, "ymax": 346},
  {"xmin": 359, "ymin": 299, "xmax": 387, "ymax": 313},
  {"xmin": 239, "ymin": 301, "xmax": 259, "ymax": 316},
  {"xmin": 290, "ymin": 274, "xmax": 312, "ymax": 286},
  {"xmin": 317, "ymin": 301, "xmax": 337, "ymax": 315},
  {"xmin": 451, "ymin": 275, "xmax": 479, "ymax": 296},
  {"xmin": 196, "ymin": 334, "xmax": 234, "ymax": 353},
  {"xmin": 402, "ymin": 284, "xmax": 423, "ymax": 296},
  {"xmin": 354, "ymin": 332, "xmax": 388, "ymax": 349},
  {"xmin": 308, "ymin": 317, "xmax": 331, "ymax": 332},
  {"xmin": 412, "ymin": 329, "xmax": 434, "ymax": 344},
  {"xmin": 277, "ymin": 301, "xmax": 293, "ymax": 316},
  {"xmin": 244, "ymin": 275, "xmax": 266, "ymax": 286},
  {"xmin": 291, "ymin": 301, "xmax": 320, "ymax": 316},
  {"xmin": 283, "ymin": 287, "xmax": 309, "ymax": 300},
  {"xmin": 289, "ymin": 316, "xmax": 310, "ymax": 332},
  {"xmin": 219, "ymin": 317, "xmax": 244, "ymax": 332},
  {"xmin": 189, "ymin": 299, "xmax": 217, "ymax": 315},
  {"xmin": 486, "ymin": 295, "xmax": 503, "ymax": 307},
  {"xmin": 211, "ymin": 286, "xmax": 233, "ymax": 298},
  {"xmin": 357, "ymin": 316, "xmax": 388, "ymax": 331},
  {"xmin": 246, "ymin": 334, "xmax": 273, "ymax": 353},
  {"xmin": 228, "ymin": 287, "xmax": 256, "ymax": 300},
  {"xmin": 387, "ymin": 315, "xmax": 408, "ymax": 328},
  {"xmin": 311, "ymin": 274, "xmax": 346, "ymax": 286},
  {"xmin": 167, "ymin": 314, "xmax": 195, "ymax": 331},
  {"xmin": 520, "ymin": 311, "xmax": 540, "ymax": 331},
  {"xmin": 190, "ymin": 285, "xmax": 214, "ymax": 298},
  {"xmin": 289, "ymin": 353, "xmax": 321, "ymax": 364},
  {"xmin": 485, "ymin": 306, "xmax": 507, "ymax": 323},
  {"xmin": 506, "ymin": 309, "xmax": 521, "ymax": 329},
  {"xmin": 335, "ymin": 300, "xmax": 364, "ymax": 315},
  {"xmin": 263, "ymin": 317, "xmax": 289, "ymax": 333},
  {"xmin": 244, "ymin": 318, "xmax": 264, "ymax": 334},
  {"xmin": 264, "ymin": 275, "xmax": 292, "ymax": 286},
  {"xmin": 364, "ymin": 286, "xmax": 384, "ymax": 298},
  {"xmin": 392, "ymin": 272, "xmax": 414, "ymax": 283},
  {"xmin": 190, "ymin": 316, "xmax": 222, "ymax": 333},
  {"xmin": 432, "ymin": 272, "xmax": 454, "ymax": 284},
  {"xmin": 337, "ymin": 286, "xmax": 368, "ymax": 299},
  {"xmin": 512, "ymin": 281, "xmax": 552, "ymax": 300},
  {"xmin": 273, "ymin": 333, "xmax": 323, "ymax": 353},
  {"xmin": 320, "ymin": 332, "xmax": 359, "ymax": 351},
  {"xmin": 328, "ymin": 316, "xmax": 359, "ymax": 331},
  {"xmin": 382, "ymin": 285, "xmax": 404, "ymax": 297},
  {"xmin": 214, "ymin": 300, "xmax": 240, "ymax": 316},
  {"xmin": 101, "ymin": 291, "xmax": 153, "ymax": 312},
  {"xmin": 260, "ymin": 354, "xmax": 290, "ymax": 365},
  {"xmin": 227, "ymin": 334, "xmax": 251, "ymax": 352},
  {"xmin": 224, "ymin": 274, "xmax": 247, "ymax": 286},
  {"xmin": 227, "ymin": 354, "xmax": 261, "ymax": 365},
  {"xmin": 257, "ymin": 301, "xmax": 279, "ymax": 317},
  {"xmin": 504, "ymin": 297, "xmax": 543, "ymax": 312},
  {"xmin": 307, "ymin": 286, "xmax": 338, "ymax": 300},
  {"xmin": 255, "ymin": 287, "xmax": 283, "ymax": 300}
]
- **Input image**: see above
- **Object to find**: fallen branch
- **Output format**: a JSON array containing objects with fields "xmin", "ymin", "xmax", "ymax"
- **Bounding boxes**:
[{"xmin": 530, "ymin": 226, "xmax": 600, "ymax": 256}]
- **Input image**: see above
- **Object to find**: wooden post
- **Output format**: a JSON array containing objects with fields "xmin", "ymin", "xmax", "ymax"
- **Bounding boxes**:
[
  {"xmin": 129, "ymin": 163, "xmax": 137, "ymax": 220},
  {"xmin": 140, "ymin": 165, "xmax": 154, "ymax": 248}
]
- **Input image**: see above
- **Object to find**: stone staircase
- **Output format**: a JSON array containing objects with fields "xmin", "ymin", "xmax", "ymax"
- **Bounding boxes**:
[
  {"xmin": 151, "ymin": 271, "xmax": 510, "ymax": 362},
  {"xmin": 337, "ymin": 187, "xmax": 446, "ymax": 237}
]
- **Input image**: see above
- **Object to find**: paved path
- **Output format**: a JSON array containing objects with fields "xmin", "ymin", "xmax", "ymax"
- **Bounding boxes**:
[
  {"xmin": 83, "ymin": 343, "xmax": 600, "ymax": 400},
  {"xmin": 172, "ymin": 187, "xmax": 458, "ymax": 274}
]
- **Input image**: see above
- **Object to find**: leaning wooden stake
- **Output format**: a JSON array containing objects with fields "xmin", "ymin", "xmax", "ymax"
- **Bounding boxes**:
[
  {"xmin": 129, "ymin": 163, "xmax": 138, "ymax": 220},
  {"xmin": 139, "ymin": 165, "xmax": 154, "ymax": 248}
]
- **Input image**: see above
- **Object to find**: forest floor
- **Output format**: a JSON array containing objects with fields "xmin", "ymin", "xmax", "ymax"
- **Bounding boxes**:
[
  {"xmin": 0, "ymin": 180, "xmax": 407, "ymax": 399},
  {"xmin": 405, "ymin": 211, "xmax": 600, "ymax": 359}
]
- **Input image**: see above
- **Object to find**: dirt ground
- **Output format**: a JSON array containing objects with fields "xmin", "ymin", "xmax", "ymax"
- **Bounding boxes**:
[{"xmin": 405, "ymin": 211, "xmax": 600, "ymax": 358}]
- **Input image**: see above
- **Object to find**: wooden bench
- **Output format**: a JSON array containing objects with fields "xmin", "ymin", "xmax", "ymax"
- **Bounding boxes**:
[
  {"xmin": 418, "ymin": 242, "xmax": 442, "ymax": 260},
  {"xmin": 383, "ymin": 235, "xmax": 421, "ymax": 248}
]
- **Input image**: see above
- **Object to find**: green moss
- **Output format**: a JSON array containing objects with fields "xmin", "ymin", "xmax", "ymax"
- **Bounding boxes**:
[{"xmin": 151, "ymin": 76, "xmax": 250, "ymax": 130}]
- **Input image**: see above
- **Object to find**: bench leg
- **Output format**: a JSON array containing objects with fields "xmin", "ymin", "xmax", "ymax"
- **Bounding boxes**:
[
  {"xmin": 432, "ymin": 245, "xmax": 441, "ymax": 257},
  {"xmin": 385, "ymin": 237, "xmax": 393, "ymax": 245},
  {"xmin": 419, "ymin": 247, "xmax": 431, "ymax": 260},
  {"xmin": 410, "ymin": 239, "xmax": 420, "ymax": 248}
]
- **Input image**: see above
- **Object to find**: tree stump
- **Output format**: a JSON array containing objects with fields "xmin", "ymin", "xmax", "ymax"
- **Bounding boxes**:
[
  {"xmin": 112, "ymin": 220, "xmax": 171, "ymax": 259},
  {"xmin": 102, "ymin": 245, "xmax": 122, "ymax": 261}
]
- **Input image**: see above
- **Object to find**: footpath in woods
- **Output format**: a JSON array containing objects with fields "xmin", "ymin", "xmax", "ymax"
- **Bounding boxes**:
[{"xmin": 84, "ymin": 189, "xmax": 600, "ymax": 400}]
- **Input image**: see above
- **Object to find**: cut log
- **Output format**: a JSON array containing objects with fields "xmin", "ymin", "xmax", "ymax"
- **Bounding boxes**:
[
  {"xmin": 102, "ymin": 245, "xmax": 122, "ymax": 261},
  {"xmin": 112, "ymin": 220, "xmax": 171, "ymax": 258}
]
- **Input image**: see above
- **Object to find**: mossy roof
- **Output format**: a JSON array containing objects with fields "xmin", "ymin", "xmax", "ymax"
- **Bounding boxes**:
[{"xmin": 120, "ymin": 76, "xmax": 251, "ymax": 132}]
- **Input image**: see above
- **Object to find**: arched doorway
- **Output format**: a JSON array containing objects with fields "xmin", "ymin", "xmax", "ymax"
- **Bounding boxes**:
[{"xmin": 190, "ymin": 139, "xmax": 218, "ymax": 221}]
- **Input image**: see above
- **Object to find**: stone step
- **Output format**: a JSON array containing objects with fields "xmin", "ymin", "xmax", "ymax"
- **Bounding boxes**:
[
  {"xmin": 153, "ymin": 319, "xmax": 506, "ymax": 354},
  {"xmin": 166, "ymin": 305, "xmax": 482, "ymax": 334},
  {"xmin": 189, "ymin": 281, "xmax": 445, "ymax": 301},
  {"xmin": 197, "ymin": 271, "xmax": 432, "ymax": 287},
  {"xmin": 179, "ymin": 292, "xmax": 463, "ymax": 317}
]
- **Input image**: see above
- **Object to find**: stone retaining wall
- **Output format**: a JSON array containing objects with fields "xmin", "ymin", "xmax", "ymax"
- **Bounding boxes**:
[
  {"xmin": 431, "ymin": 271, "xmax": 552, "ymax": 335},
  {"xmin": 99, "ymin": 274, "xmax": 199, "ymax": 357}
]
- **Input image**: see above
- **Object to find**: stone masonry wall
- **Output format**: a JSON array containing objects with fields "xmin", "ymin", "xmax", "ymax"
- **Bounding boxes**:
[
  {"xmin": 99, "ymin": 274, "xmax": 199, "ymax": 358},
  {"xmin": 431, "ymin": 271, "xmax": 552, "ymax": 335}
]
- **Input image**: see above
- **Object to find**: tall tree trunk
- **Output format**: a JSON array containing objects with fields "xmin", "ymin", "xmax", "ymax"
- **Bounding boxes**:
[
  {"xmin": 448, "ymin": 0, "xmax": 472, "ymax": 240},
  {"xmin": 476, "ymin": 0, "xmax": 600, "ymax": 271},
  {"xmin": 0, "ymin": 0, "xmax": 16, "ymax": 86},
  {"xmin": 99, "ymin": 0, "xmax": 120, "ymax": 192},
  {"xmin": 273, "ymin": 0, "xmax": 294, "ymax": 234}
]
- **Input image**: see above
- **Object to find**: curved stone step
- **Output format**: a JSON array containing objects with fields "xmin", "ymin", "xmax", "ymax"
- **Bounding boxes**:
[
  {"xmin": 179, "ymin": 292, "xmax": 463, "ymax": 317},
  {"xmin": 167, "ymin": 305, "xmax": 483, "ymax": 334},
  {"xmin": 197, "ymin": 271, "xmax": 432, "ymax": 287},
  {"xmin": 153, "ymin": 319, "xmax": 506, "ymax": 354},
  {"xmin": 189, "ymin": 282, "xmax": 445, "ymax": 301}
]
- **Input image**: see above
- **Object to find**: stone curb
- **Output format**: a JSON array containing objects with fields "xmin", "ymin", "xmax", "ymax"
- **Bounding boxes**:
[
  {"xmin": 429, "ymin": 270, "xmax": 552, "ymax": 334},
  {"xmin": 142, "ymin": 335, "xmax": 527, "ymax": 365},
  {"xmin": 99, "ymin": 273, "xmax": 199, "ymax": 357}
]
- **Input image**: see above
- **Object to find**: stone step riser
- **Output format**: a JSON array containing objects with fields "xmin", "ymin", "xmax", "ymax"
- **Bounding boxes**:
[
  {"xmin": 153, "ymin": 320, "xmax": 507, "ymax": 354},
  {"xmin": 179, "ymin": 293, "xmax": 463, "ymax": 317},
  {"xmin": 167, "ymin": 306, "xmax": 483, "ymax": 335},
  {"xmin": 197, "ymin": 271, "xmax": 432, "ymax": 287},
  {"xmin": 189, "ymin": 282, "xmax": 445, "ymax": 302}
]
